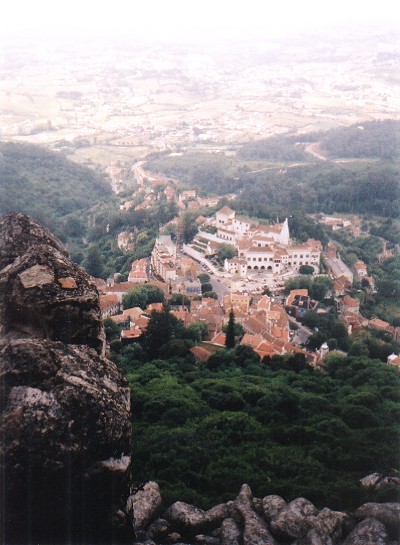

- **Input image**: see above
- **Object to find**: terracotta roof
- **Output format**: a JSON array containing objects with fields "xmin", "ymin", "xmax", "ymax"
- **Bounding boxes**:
[
  {"xmin": 255, "ymin": 342, "xmax": 276, "ymax": 359},
  {"xmin": 210, "ymin": 332, "xmax": 226, "ymax": 346},
  {"xmin": 247, "ymin": 246, "xmax": 275, "ymax": 254},
  {"xmin": 92, "ymin": 277, "xmax": 107, "ymax": 292},
  {"xmin": 287, "ymin": 289, "xmax": 309, "ymax": 306},
  {"xmin": 106, "ymin": 282, "xmax": 137, "ymax": 293},
  {"xmin": 147, "ymin": 302, "xmax": 164, "ymax": 312},
  {"xmin": 263, "ymin": 223, "xmax": 284, "ymax": 233},
  {"xmin": 110, "ymin": 314, "xmax": 130, "ymax": 324},
  {"xmin": 122, "ymin": 307, "xmax": 144, "ymax": 318},
  {"xmin": 237, "ymin": 239, "xmax": 253, "ymax": 249},
  {"xmin": 241, "ymin": 333, "xmax": 264, "ymax": 348},
  {"xmin": 133, "ymin": 316, "xmax": 150, "ymax": 331},
  {"xmin": 243, "ymin": 316, "xmax": 267, "ymax": 335},
  {"xmin": 218, "ymin": 206, "xmax": 235, "ymax": 215},
  {"xmin": 337, "ymin": 275, "xmax": 352, "ymax": 286},
  {"xmin": 121, "ymin": 328, "xmax": 142, "ymax": 339},
  {"xmin": 341, "ymin": 296, "xmax": 359, "ymax": 308},
  {"xmin": 171, "ymin": 310, "xmax": 187, "ymax": 322},
  {"xmin": 257, "ymin": 296, "xmax": 271, "ymax": 311},
  {"xmin": 190, "ymin": 346, "xmax": 212, "ymax": 361},
  {"xmin": 369, "ymin": 318, "xmax": 390, "ymax": 330},
  {"xmin": 129, "ymin": 271, "xmax": 148, "ymax": 278},
  {"xmin": 304, "ymin": 238, "xmax": 323, "ymax": 250},
  {"xmin": 99, "ymin": 295, "xmax": 119, "ymax": 311}
]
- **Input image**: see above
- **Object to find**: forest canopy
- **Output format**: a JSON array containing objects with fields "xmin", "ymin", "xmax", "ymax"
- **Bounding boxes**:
[
  {"xmin": 0, "ymin": 141, "xmax": 112, "ymax": 234},
  {"xmin": 112, "ymin": 345, "xmax": 400, "ymax": 512}
]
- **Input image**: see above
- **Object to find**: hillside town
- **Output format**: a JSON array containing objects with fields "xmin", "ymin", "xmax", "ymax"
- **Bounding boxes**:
[{"xmin": 98, "ymin": 182, "xmax": 400, "ymax": 367}]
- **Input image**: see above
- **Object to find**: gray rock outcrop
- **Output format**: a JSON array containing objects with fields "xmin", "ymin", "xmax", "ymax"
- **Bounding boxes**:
[
  {"xmin": 269, "ymin": 497, "xmax": 319, "ymax": 540},
  {"xmin": 0, "ymin": 212, "xmax": 132, "ymax": 544},
  {"xmin": 0, "ymin": 213, "xmax": 105, "ymax": 353},
  {"xmin": 164, "ymin": 501, "xmax": 229, "ymax": 537},
  {"xmin": 133, "ymin": 483, "xmax": 399, "ymax": 545},
  {"xmin": 342, "ymin": 517, "xmax": 389, "ymax": 545},
  {"xmin": 127, "ymin": 482, "xmax": 163, "ymax": 532},
  {"xmin": 353, "ymin": 502, "xmax": 400, "ymax": 540},
  {"xmin": 220, "ymin": 518, "xmax": 241, "ymax": 545}
]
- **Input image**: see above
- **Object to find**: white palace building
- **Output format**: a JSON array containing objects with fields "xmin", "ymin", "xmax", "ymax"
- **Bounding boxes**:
[{"xmin": 193, "ymin": 206, "xmax": 322, "ymax": 277}]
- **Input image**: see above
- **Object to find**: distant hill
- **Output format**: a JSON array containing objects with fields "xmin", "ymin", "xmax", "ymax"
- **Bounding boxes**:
[
  {"xmin": 0, "ymin": 141, "xmax": 112, "ymax": 240},
  {"xmin": 319, "ymin": 120, "xmax": 400, "ymax": 160},
  {"xmin": 238, "ymin": 134, "xmax": 308, "ymax": 162},
  {"xmin": 236, "ymin": 120, "xmax": 400, "ymax": 162}
]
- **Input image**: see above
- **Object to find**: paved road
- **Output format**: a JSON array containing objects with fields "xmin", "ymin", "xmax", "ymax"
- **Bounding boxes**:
[
  {"xmin": 288, "ymin": 315, "xmax": 313, "ymax": 346},
  {"xmin": 210, "ymin": 275, "xmax": 230, "ymax": 302},
  {"xmin": 131, "ymin": 161, "xmax": 146, "ymax": 186}
]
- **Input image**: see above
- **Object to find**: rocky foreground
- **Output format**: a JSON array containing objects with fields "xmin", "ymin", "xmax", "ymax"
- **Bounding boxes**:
[
  {"xmin": 0, "ymin": 212, "xmax": 399, "ymax": 545},
  {"xmin": 0, "ymin": 212, "xmax": 133, "ymax": 544},
  {"xmin": 128, "ymin": 481, "xmax": 400, "ymax": 545}
]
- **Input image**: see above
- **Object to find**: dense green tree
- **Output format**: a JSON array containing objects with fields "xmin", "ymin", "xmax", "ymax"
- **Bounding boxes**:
[
  {"xmin": 202, "ymin": 291, "xmax": 218, "ymax": 299},
  {"xmin": 122, "ymin": 284, "xmax": 165, "ymax": 309},
  {"xmin": 201, "ymin": 283, "xmax": 213, "ymax": 294},
  {"xmin": 225, "ymin": 310, "xmax": 236, "ymax": 349},
  {"xmin": 142, "ymin": 304, "xmax": 180, "ymax": 359},
  {"xmin": 216, "ymin": 243, "xmax": 237, "ymax": 264},
  {"xmin": 222, "ymin": 321, "xmax": 244, "ymax": 338},
  {"xmin": 186, "ymin": 321, "xmax": 209, "ymax": 341},
  {"xmin": 180, "ymin": 212, "xmax": 199, "ymax": 243},
  {"xmin": 85, "ymin": 245, "xmax": 104, "ymax": 278},
  {"xmin": 310, "ymin": 277, "xmax": 333, "ymax": 301},
  {"xmin": 104, "ymin": 318, "xmax": 121, "ymax": 341},
  {"xmin": 110, "ymin": 334, "xmax": 400, "ymax": 512},
  {"xmin": 299, "ymin": 265, "xmax": 315, "ymax": 275},
  {"xmin": 169, "ymin": 293, "xmax": 190, "ymax": 307}
]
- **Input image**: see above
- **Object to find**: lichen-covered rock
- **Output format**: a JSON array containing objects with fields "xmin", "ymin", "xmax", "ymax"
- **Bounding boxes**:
[
  {"xmin": 342, "ymin": 517, "xmax": 389, "ymax": 545},
  {"xmin": 360, "ymin": 473, "xmax": 400, "ymax": 492},
  {"xmin": 0, "ymin": 211, "xmax": 68, "ymax": 270},
  {"xmin": 269, "ymin": 497, "xmax": 319, "ymax": 540},
  {"xmin": 0, "ymin": 212, "xmax": 132, "ymax": 544},
  {"xmin": 235, "ymin": 485, "xmax": 277, "ymax": 545},
  {"xmin": 194, "ymin": 535, "xmax": 219, "ymax": 545},
  {"xmin": 147, "ymin": 518, "xmax": 174, "ymax": 542},
  {"xmin": 284, "ymin": 507, "xmax": 348, "ymax": 545},
  {"xmin": 127, "ymin": 482, "xmax": 162, "ymax": 531},
  {"xmin": 220, "ymin": 518, "xmax": 241, "ymax": 545},
  {"xmin": 293, "ymin": 528, "xmax": 333, "ymax": 545},
  {"xmin": 165, "ymin": 502, "xmax": 208, "ymax": 532},
  {"xmin": 236, "ymin": 502, "xmax": 277, "ymax": 545},
  {"xmin": 353, "ymin": 503, "xmax": 400, "ymax": 539},
  {"xmin": 237, "ymin": 483, "xmax": 254, "ymax": 506},
  {"xmin": 261, "ymin": 495, "xmax": 287, "ymax": 522},
  {"xmin": 0, "ymin": 243, "xmax": 104, "ymax": 353},
  {"xmin": 164, "ymin": 501, "xmax": 228, "ymax": 536},
  {"xmin": 1, "ymin": 338, "xmax": 132, "ymax": 544}
]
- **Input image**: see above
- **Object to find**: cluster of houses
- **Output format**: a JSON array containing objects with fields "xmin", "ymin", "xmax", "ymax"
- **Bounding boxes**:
[
  {"xmin": 191, "ymin": 206, "xmax": 322, "ymax": 276},
  {"xmin": 102, "ymin": 194, "xmax": 400, "ymax": 367},
  {"xmin": 324, "ymin": 242, "xmax": 376, "ymax": 298},
  {"xmin": 99, "ymin": 278, "xmax": 310, "ymax": 362}
]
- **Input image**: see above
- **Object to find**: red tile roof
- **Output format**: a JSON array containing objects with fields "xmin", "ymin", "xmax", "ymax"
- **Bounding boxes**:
[
  {"xmin": 99, "ymin": 295, "xmax": 119, "ymax": 311},
  {"xmin": 210, "ymin": 332, "xmax": 226, "ymax": 346},
  {"xmin": 190, "ymin": 346, "xmax": 212, "ymax": 361}
]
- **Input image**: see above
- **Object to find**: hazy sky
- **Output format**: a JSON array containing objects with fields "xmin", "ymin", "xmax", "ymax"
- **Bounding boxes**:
[{"xmin": 1, "ymin": 0, "xmax": 398, "ymax": 42}]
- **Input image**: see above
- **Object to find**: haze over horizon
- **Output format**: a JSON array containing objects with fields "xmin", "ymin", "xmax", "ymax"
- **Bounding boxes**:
[{"xmin": 2, "ymin": 0, "xmax": 398, "ymax": 44}]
